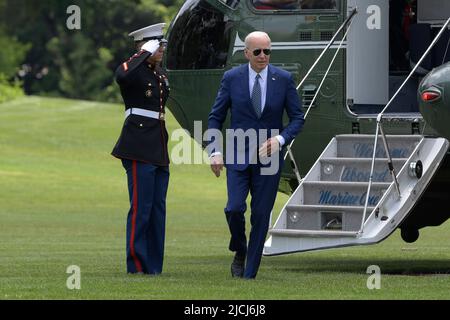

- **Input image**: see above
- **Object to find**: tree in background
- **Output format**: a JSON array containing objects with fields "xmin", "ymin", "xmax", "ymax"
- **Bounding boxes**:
[
  {"xmin": 0, "ymin": 19, "xmax": 31, "ymax": 103},
  {"xmin": 0, "ymin": 0, "xmax": 184, "ymax": 102},
  {"xmin": 0, "ymin": 30, "xmax": 30, "ymax": 79}
]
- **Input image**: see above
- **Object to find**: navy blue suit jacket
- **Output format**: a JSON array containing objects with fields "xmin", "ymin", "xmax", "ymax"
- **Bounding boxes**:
[{"xmin": 208, "ymin": 64, "xmax": 304, "ymax": 170}]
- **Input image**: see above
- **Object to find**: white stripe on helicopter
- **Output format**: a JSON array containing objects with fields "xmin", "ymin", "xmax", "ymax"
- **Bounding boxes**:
[{"xmin": 233, "ymin": 32, "xmax": 346, "ymax": 55}]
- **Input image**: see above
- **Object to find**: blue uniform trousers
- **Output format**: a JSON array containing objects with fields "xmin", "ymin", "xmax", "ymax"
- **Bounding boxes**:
[
  {"xmin": 225, "ymin": 164, "xmax": 282, "ymax": 279},
  {"xmin": 122, "ymin": 159, "xmax": 170, "ymax": 274}
]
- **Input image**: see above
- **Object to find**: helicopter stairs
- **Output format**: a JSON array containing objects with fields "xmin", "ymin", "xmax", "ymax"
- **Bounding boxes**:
[{"xmin": 264, "ymin": 134, "xmax": 449, "ymax": 255}]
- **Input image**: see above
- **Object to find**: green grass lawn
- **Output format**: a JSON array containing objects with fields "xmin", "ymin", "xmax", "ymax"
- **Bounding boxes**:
[{"xmin": 0, "ymin": 96, "xmax": 449, "ymax": 299}]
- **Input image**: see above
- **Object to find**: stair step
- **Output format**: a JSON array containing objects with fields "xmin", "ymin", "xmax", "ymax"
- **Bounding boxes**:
[
  {"xmin": 357, "ymin": 113, "xmax": 422, "ymax": 120},
  {"xmin": 286, "ymin": 204, "xmax": 376, "ymax": 212},
  {"xmin": 301, "ymin": 181, "xmax": 391, "ymax": 206},
  {"xmin": 285, "ymin": 204, "xmax": 375, "ymax": 231},
  {"xmin": 319, "ymin": 158, "xmax": 407, "ymax": 182},
  {"xmin": 265, "ymin": 135, "xmax": 450, "ymax": 255},
  {"xmin": 303, "ymin": 181, "xmax": 392, "ymax": 187},
  {"xmin": 269, "ymin": 228, "xmax": 359, "ymax": 238},
  {"xmin": 320, "ymin": 157, "xmax": 408, "ymax": 162},
  {"xmin": 335, "ymin": 134, "xmax": 421, "ymax": 159}
]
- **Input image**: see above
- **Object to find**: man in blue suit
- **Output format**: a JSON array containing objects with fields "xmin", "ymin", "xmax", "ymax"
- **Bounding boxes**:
[{"xmin": 208, "ymin": 31, "xmax": 304, "ymax": 279}]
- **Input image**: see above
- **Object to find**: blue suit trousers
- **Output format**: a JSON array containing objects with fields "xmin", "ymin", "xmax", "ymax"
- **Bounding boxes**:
[{"xmin": 225, "ymin": 164, "xmax": 281, "ymax": 279}]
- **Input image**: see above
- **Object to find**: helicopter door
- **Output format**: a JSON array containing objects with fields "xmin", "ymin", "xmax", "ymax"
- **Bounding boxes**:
[{"xmin": 346, "ymin": 0, "xmax": 389, "ymax": 111}]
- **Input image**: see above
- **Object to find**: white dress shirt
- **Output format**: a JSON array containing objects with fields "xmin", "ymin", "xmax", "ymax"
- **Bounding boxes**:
[{"xmin": 248, "ymin": 64, "xmax": 285, "ymax": 147}]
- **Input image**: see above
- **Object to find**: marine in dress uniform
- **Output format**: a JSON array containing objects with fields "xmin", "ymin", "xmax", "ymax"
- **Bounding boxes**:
[{"xmin": 112, "ymin": 23, "xmax": 170, "ymax": 275}]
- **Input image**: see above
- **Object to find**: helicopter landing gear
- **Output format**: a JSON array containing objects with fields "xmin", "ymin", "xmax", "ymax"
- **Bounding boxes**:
[{"xmin": 401, "ymin": 228, "xmax": 420, "ymax": 243}]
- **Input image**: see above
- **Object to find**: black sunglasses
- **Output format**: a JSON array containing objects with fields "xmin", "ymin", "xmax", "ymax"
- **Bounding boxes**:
[
  {"xmin": 159, "ymin": 39, "xmax": 168, "ymax": 47},
  {"xmin": 251, "ymin": 48, "xmax": 271, "ymax": 56}
]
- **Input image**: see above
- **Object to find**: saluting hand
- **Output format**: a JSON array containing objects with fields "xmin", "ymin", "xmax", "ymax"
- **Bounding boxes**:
[
  {"xmin": 258, "ymin": 137, "xmax": 280, "ymax": 158},
  {"xmin": 210, "ymin": 154, "xmax": 224, "ymax": 178},
  {"xmin": 141, "ymin": 39, "xmax": 160, "ymax": 55}
]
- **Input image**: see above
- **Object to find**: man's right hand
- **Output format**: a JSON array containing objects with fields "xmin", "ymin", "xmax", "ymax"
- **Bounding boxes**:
[
  {"xmin": 210, "ymin": 154, "xmax": 224, "ymax": 178},
  {"xmin": 141, "ymin": 39, "xmax": 160, "ymax": 55}
]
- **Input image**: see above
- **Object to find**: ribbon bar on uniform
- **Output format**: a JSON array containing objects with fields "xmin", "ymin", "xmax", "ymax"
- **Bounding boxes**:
[{"xmin": 125, "ymin": 108, "xmax": 165, "ymax": 121}]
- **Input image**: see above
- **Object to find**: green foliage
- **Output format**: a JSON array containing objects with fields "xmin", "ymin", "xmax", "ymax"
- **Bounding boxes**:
[
  {"xmin": 0, "ymin": 28, "xmax": 26, "ymax": 104},
  {"xmin": 46, "ymin": 33, "xmax": 114, "ymax": 100},
  {"xmin": 0, "ymin": 26, "xmax": 27, "ymax": 104},
  {"xmin": 0, "ymin": 74, "xmax": 24, "ymax": 104},
  {"xmin": 166, "ymin": 0, "xmax": 186, "ymax": 21},
  {"xmin": 0, "ymin": 31, "xmax": 30, "ymax": 78},
  {"xmin": 0, "ymin": 0, "xmax": 184, "ymax": 102},
  {"xmin": 140, "ymin": 0, "xmax": 170, "ymax": 19}
]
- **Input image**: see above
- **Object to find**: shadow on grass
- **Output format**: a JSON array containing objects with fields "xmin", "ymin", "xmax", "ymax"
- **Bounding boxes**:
[
  {"xmin": 166, "ymin": 254, "xmax": 450, "ymax": 277},
  {"xmin": 265, "ymin": 256, "xmax": 450, "ymax": 276}
]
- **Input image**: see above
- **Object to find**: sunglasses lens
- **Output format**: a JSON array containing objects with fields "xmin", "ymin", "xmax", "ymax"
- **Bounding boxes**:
[
  {"xmin": 252, "ymin": 49, "xmax": 271, "ymax": 56},
  {"xmin": 159, "ymin": 39, "xmax": 168, "ymax": 47},
  {"xmin": 253, "ymin": 49, "xmax": 262, "ymax": 56}
]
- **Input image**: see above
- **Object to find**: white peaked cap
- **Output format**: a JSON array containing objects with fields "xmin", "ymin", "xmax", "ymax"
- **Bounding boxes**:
[{"xmin": 128, "ymin": 23, "xmax": 166, "ymax": 41}]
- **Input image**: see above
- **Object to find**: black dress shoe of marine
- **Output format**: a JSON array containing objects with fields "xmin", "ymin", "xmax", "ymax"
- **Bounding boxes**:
[{"xmin": 231, "ymin": 253, "xmax": 245, "ymax": 278}]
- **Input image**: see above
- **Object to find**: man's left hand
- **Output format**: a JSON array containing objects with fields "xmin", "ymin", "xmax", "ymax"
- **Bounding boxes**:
[{"xmin": 258, "ymin": 137, "xmax": 280, "ymax": 158}]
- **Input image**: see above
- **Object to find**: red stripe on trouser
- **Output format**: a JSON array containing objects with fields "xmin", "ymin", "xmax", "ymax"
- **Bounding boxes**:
[{"xmin": 130, "ymin": 160, "xmax": 143, "ymax": 272}]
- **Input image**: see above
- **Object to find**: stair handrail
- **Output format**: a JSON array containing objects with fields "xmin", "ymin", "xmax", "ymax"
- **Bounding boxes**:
[
  {"xmin": 303, "ymin": 18, "xmax": 355, "ymax": 120},
  {"xmin": 359, "ymin": 17, "xmax": 450, "ymax": 235},
  {"xmin": 284, "ymin": 8, "xmax": 358, "ymax": 185},
  {"xmin": 296, "ymin": 8, "xmax": 358, "ymax": 92}
]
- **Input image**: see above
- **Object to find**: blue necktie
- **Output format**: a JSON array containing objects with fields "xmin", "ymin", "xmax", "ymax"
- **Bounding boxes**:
[{"xmin": 251, "ymin": 74, "xmax": 262, "ymax": 118}]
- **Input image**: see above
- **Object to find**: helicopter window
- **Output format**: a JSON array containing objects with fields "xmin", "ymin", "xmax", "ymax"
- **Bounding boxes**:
[
  {"xmin": 166, "ymin": 0, "xmax": 233, "ymax": 70},
  {"xmin": 252, "ymin": 0, "xmax": 337, "ymax": 10},
  {"xmin": 220, "ymin": 0, "xmax": 240, "ymax": 9}
]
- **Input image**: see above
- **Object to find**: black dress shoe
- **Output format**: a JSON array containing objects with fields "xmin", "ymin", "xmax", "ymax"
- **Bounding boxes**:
[{"xmin": 231, "ymin": 253, "xmax": 245, "ymax": 278}]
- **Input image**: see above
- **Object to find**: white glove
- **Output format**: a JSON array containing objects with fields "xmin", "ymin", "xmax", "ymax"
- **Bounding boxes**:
[{"xmin": 141, "ymin": 39, "xmax": 160, "ymax": 55}]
